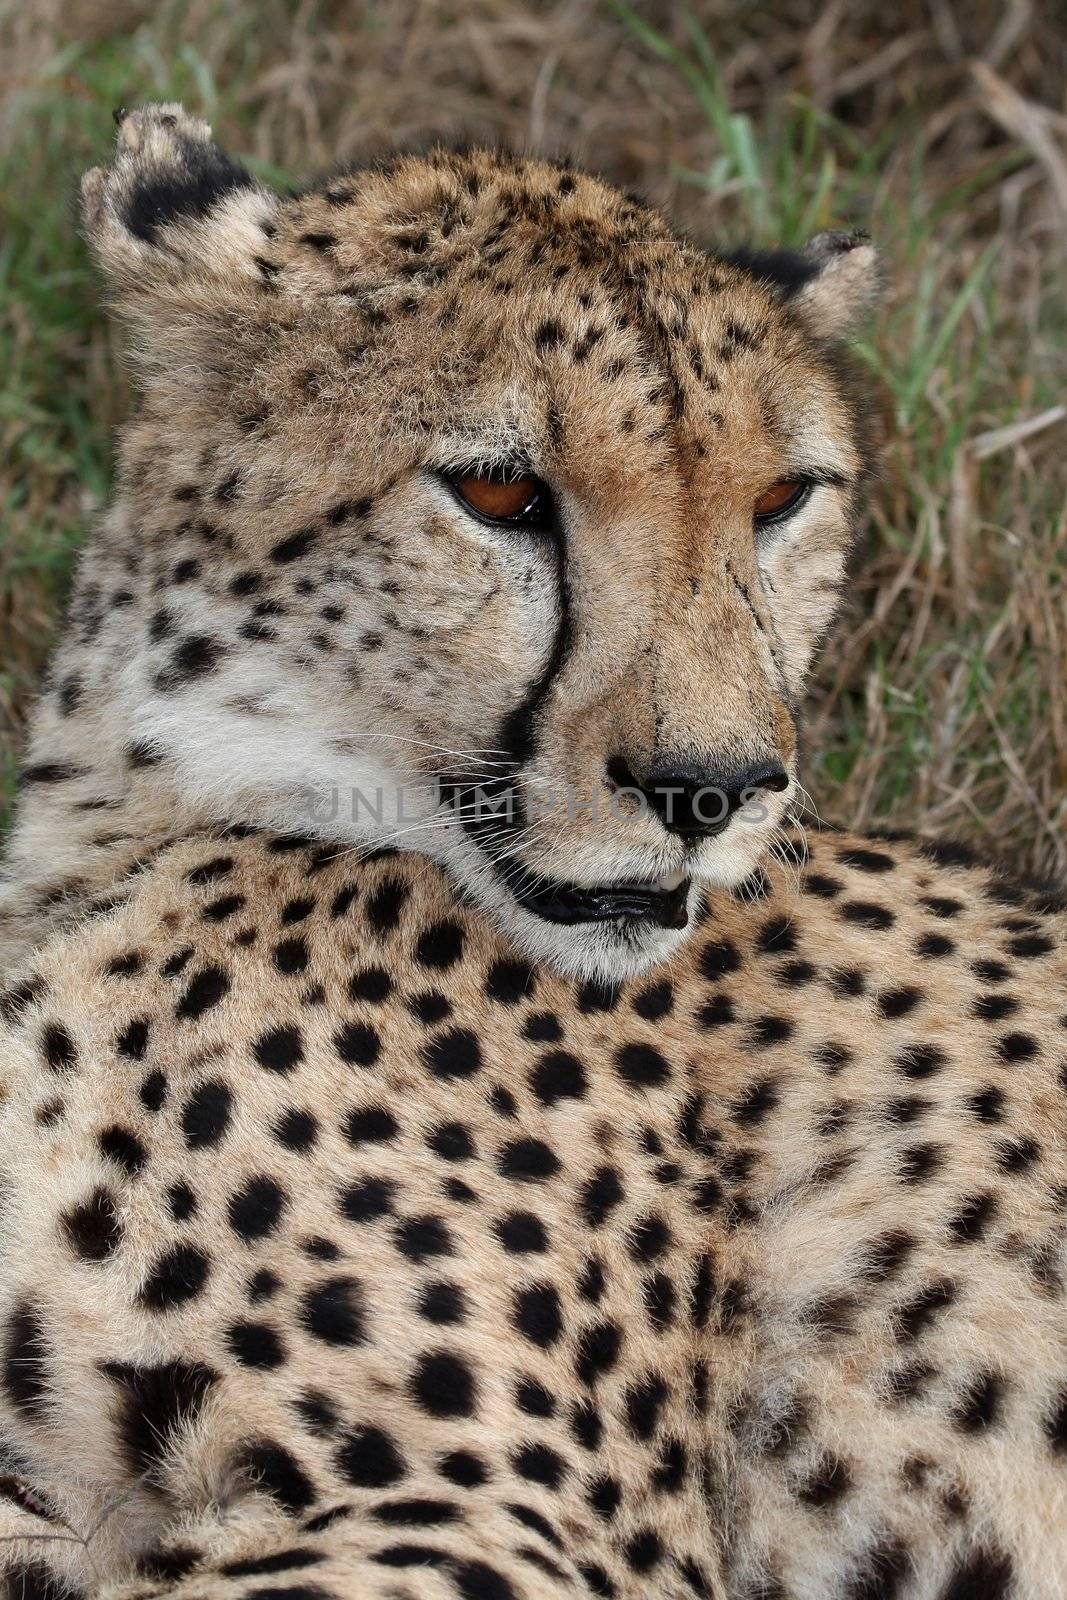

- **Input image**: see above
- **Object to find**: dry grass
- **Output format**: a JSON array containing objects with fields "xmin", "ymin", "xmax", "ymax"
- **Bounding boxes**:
[{"xmin": 2, "ymin": 0, "xmax": 1065, "ymax": 874}]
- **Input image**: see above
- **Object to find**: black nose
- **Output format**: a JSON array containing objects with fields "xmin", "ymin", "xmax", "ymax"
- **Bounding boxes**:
[{"xmin": 607, "ymin": 755, "xmax": 790, "ymax": 839}]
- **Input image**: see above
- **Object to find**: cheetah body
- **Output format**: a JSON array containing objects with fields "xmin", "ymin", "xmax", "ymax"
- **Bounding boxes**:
[
  {"xmin": 1, "ymin": 833, "xmax": 1066, "ymax": 1600},
  {"xmin": 1, "ymin": 107, "xmax": 1066, "ymax": 1600}
]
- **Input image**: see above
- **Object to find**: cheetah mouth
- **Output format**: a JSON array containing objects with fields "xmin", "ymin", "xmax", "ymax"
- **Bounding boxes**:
[{"xmin": 510, "ymin": 871, "xmax": 691, "ymax": 930}]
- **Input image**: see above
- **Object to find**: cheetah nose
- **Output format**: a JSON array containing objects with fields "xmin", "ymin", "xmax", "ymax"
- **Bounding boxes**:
[{"xmin": 606, "ymin": 755, "xmax": 789, "ymax": 839}]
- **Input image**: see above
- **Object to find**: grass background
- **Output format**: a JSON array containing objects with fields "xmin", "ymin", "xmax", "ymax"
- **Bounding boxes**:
[{"xmin": 2, "ymin": 0, "xmax": 1065, "ymax": 877}]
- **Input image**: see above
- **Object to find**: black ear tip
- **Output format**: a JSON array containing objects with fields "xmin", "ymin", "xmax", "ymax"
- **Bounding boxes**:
[{"xmin": 112, "ymin": 104, "xmax": 129, "ymax": 128}]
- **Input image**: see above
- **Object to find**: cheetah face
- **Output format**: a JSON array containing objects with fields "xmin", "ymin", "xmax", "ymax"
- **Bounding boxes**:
[{"xmin": 83, "ymin": 106, "xmax": 878, "ymax": 980}]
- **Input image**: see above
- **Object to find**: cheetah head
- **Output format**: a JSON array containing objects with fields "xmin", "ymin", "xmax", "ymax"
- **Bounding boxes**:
[{"xmin": 81, "ymin": 105, "xmax": 878, "ymax": 980}]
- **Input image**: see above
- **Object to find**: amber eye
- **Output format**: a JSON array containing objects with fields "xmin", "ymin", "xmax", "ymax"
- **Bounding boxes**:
[
  {"xmin": 753, "ymin": 479, "xmax": 810, "ymax": 525},
  {"xmin": 448, "ymin": 468, "xmax": 552, "ymax": 529}
]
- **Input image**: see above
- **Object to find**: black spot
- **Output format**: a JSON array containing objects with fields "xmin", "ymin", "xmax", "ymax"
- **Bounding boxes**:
[
  {"xmin": 154, "ymin": 633, "xmax": 226, "ymax": 692},
  {"xmin": 530, "ymin": 1050, "xmax": 586, "ymax": 1106},
  {"xmin": 136, "ymin": 1546, "xmax": 200, "ymax": 1582},
  {"xmin": 798, "ymin": 1453, "xmax": 852, "ymax": 1508},
  {"xmin": 878, "ymin": 985, "xmax": 923, "ymax": 1019},
  {"xmin": 973, "ymin": 992, "xmax": 1019, "ymax": 1021},
  {"xmin": 415, "ymin": 920, "xmax": 465, "ymax": 969},
  {"xmin": 220, "ymin": 1549, "xmax": 325, "ymax": 1579},
  {"xmin": 700, "ymin": 938, "xmax": 741, "ymax": 980},
  {"xmin": 995, "ymin": 1134, "xmax": 1040, "ymax": 1174},
  {"xmin": 535, "ymin": 317, "xmax": 565, "ymax": 351},
  {"xmin": 175, "ymin": 965, "xmax": 229, "ymax": 1020},
  {"xmin": 940, "ymin": 1549, "xmax": 1014, "ymax": 1600},
  {"xmin": 41, "ymin": 1021, "xmax": 77, "ymax": 1071},
  {"xmin": 733, "ymin": 1077, "xmax": 780, "ymax": 1124},
  {"xmin": 439, "ymin": 1449, "xmax": 488, "ymax": 1487},
  {"xmin": 105, "ymin": 949, "xmax": 143, "ymax": 978},
  {"xmin": 841, "ymin": 1540, "xmax": 910, "ymax": 1600},
  {"xmin": 396, "ymin": 1214, "xmax": 453, "ymax": 1263},
  {"xmin": 409, "ymin": 990, "xmax": 451, "ymax": 1025},
  {"xmin": 301, "ymin": 1277, "xmax": 366, "ymax": 1346},
  {"xmin": 138, "ymin": 1067, "xmax": 167, "ymax": 1109},
  {"xmin": 483, "ymin": 958, "xmax": 535, "ymax": 1006},
  {"xmin": 410, "ymin": 1350, "xmax": 477, "ymax": 1418},
  {"xmin": 274, "ymin": 1107, "xmax": 318, "ymax": 1151},
  {"xmin": 513, "ymin": 1283, "xmax": 562, "ymax": 1347},
  {"xmin": 270, "ymin": 526, "xmax": 318, "ymax": 564},
  {"xmin": 63, "ymin": 1186, "xmax": 122, "ymax": 1261},
  {"xmin": 581, "ymin": 1166, "xmax": 623, "ymax": 1224},
  {"xmin": 240, "ymin": 1438, "xmax": 315, "ymax": 1513},
  {"xmin": 339, "ymin": 1175, "xmax": 395, "ymax": 1223},
  {"xmin": 633, "ymin": 979, "xmax": 674, "ymax": 1019},
  {"xmin": 625, "ymin": 1374, "xmax": 668, "ymax": 1440},
  {"xmin": 418, "ymin": 1280, "xmax": 467, "ymax": 1325},
  {"xmin": 494, "ymin": 1211, "xmax": 547, "ymax": 1253},
  {"xmin": 229, "ymin": 1175, "xmax": 287, "ymax": 1241},
  {"xmin": 345, "ymin": 1106, "xmax": 398, "ymax": 1146},
  {"xmin": 187, "ymin": 855, "xmax": 233, "ymax": 885},
  {"xmin": 348, "ymin": 967, "xmax": 392, "ymax": 1004},
  {"xmin": 422, "ymin": 1028, "xmax": 482, "ymax": 1079},
  {"xmin": 997, "ymin": 1031, "xmax": 1038, "ymax": 1063},
  {"xmin": 838, "ymin": 901, "xmax": 895, "ymax": 930},
  {"xmin": 968, "ymin": 1085, "xmax": 1005, "ymax": 1122},
  {"xmin": 953, "ymin": 1370, "xmax": 1001, "ymax": 1432},
  {"xmin": 366, "ymin": 876, "xmax": 409, "ymax": 934},
  {"xmin": 499, "ymin": 1138, "xmax": 559, "ymax": 1182},
  {"xmin": 169, "ymin": 1182, "xmax": 197, "ymax": 1222},
  {"xmin": 894, "ymin": 1278, "xmax": 956, "ymax": 1341},
  {"xmin": 182, "ymin": 1080, "xmax": 233, "ymax": 1147},
  {"xmin": 698, "ymin": 993, "xmax": 735, "ymax": 1028},
  {"xmin": 139, "ymin": 1245, "xmax": 211, "ymax": 1311},
  {"xmin": 615, "ymin": 1041, "xmax": 670, "ymax": 1088},
  {"xmin": 897, "ymin": 1141, "xmax": 945, "ymax": 1183},
  {"xmin": 334, "ymin": 1020, "xmax": 381, "ymax": 1067},
  {"xmin": 950, "ymin": 1192, "xmax": 997, "ymax": 1243},
  {"xmin": 102, "ymin": 1359, "xmax": 217, "ymax": 1476},
  {"xmin": 227, "ymin": 1321, "xmax": 286, "ymax": 1369},
  {"xmin": 1043, "ymin": 1388, "xmax": 1067, "ymax": 1454},
  {"xmin": 624, "ymin": 1529, "xmax": 663, "ymax": 1573},
  {"xmin": 428, "ymin": 1122, "xmax": 474, "ymax": 1162},
  {"xmin": 98, "ymin": 1125, "xmax": 145, "ymax": 1176},
  {"xmin": 3, "ymin": 1303, "xmax": 49, "ymax": 1416},
  {"xmin": 274, "ymin": 937, "xmax": 309, "ymax": 975},
  {"xmin": 20, "ymin": 760, "xmax": 84, "ymax": 785},
  {"xmin": 894, "ymin": 1043, "xmax": 946, "ymax": 1079},
  {"xmin": 1007, "ymin": 933, "xmax": 1053, "ymax": 959},
  {"xmin": 512, "ymin": 1440, "xmax": 567, "ymax": 1489},
  {"xmin": 576, "ymin": 1322, "xmax": 622, "ymax": 1386},
  {"xmin": 836, "ymin": 846, "xmax": 895, "ymax": 873},
  {"xmin": 254, "ymin": 1026, "xmax": 304, "ymax": 1074}
]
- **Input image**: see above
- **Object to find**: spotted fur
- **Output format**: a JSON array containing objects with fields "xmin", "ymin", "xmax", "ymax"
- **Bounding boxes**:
[{"xmin": 1, "ymin": 107, "xmax": 1065, "ymax": 1600}]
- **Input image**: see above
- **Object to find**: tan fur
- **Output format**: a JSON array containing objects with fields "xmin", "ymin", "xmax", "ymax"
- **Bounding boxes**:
[{"xmin": 1, "ymin": 107, "xmax": 1065, "ymax": 1600}]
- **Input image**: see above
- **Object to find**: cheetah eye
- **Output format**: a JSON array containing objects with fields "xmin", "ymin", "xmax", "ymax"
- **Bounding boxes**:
[
  {"xmin": 446, "ymin": 467, "xmax": 554, "ymax": 531},
  {"xmin": 753, "ymin": 479, "xmax": 811, "ymax": 527}
]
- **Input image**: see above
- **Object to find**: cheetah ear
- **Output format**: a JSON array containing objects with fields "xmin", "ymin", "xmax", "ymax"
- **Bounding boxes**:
[
  {"xmin": 725, "ymin": 230, "xmax": 880, "ymax": 340},
  {"xmin": 80, "ymin": 103, "xmax": 280, "ymax": 327}
]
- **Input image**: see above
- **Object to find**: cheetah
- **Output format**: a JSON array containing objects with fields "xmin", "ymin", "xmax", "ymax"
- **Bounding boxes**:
[{"xmin": 0, "ymin": 104, "xmax": 1065, "ymax": 1600}]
